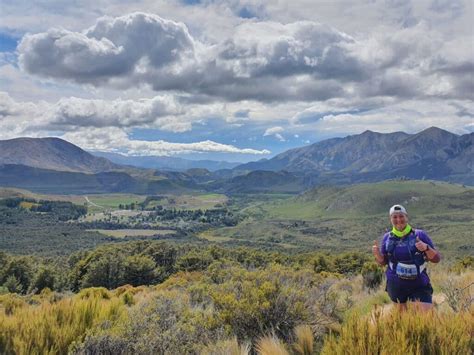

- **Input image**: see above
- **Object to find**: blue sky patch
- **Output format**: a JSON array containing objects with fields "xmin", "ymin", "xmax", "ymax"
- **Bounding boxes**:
[{"xmin": 0, "ymin": 33, "xmax": 19, "ymax": 52}]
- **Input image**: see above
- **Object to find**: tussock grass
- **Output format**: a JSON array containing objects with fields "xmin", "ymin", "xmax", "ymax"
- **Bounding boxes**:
[
  {"xmin": 293, "ymin": 325, "xmax": 314, "ymax": 355},
  {"xmin": 321, "ymin": 307, "xmax": 473, "ymax": 355},
  {"xmin": 200, "ymin": 337, "xmax": 250, "ymax": 355},
  {"xmin": 255, "ymin": 334, "xmax": 289, "ymax": 355},
  {"xmin": 0, "ymin": 291, "xmax": 128, "ymax": 354}
]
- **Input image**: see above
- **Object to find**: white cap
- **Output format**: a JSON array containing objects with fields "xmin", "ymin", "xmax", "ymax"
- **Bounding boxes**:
[{"xmin": 389, "ymin": 204, "xmax": 407, "ymax": 216}]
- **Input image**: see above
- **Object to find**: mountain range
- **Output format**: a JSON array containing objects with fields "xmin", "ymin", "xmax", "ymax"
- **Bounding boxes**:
[
  {"xmin": 236, "ymin": 127, "xmax": 472, "ymax": 178},
  {"xmin": 90, "ymin": 151, "xmax": 239, "ymax": 172},
  {"xmin": 0, "ymin": 127, "xmax": 472, "ymax": 194}
]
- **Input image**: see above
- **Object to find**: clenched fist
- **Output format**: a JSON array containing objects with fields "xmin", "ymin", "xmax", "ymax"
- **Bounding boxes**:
[{"xmin": 415, "ymin": 236, "xmax": 428, "ymax": 252}]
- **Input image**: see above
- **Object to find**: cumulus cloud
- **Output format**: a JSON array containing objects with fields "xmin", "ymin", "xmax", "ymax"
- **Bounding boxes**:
[
  {"xmin": 0, "ymin": 91, "xmax": 270, "ymax": 156},
  {"xmin": 19, "ymin": 12, "xmax": 197, "ymax": 85},
  {"xmin": 17, "ymin": 11, "xmax": 473, "ymax": 104},
  {"xmin": 3, "ymin": 2, "xmax": 473, "ymax": 155},
  {"xmin": 0, "ymin": 91, "xmax": 185, "ymax": 131},
  {"xmin": 61, "ymin": 127, "xmax": 270, "ymax": 156},
  {"xmin": 52, "ymin": 96, "xmax": 183, "ymax": 129}
]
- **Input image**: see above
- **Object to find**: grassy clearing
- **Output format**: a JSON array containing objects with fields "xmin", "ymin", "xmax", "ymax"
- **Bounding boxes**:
[
  {"xmin": 197, "ymin": 231, "xmax": 234, "ymax": 243},
  {"xmin": 90, "ymin": 229, "xmax": 175, "ymax": 238},
  {"xmin": 18, "ymin": 201, "xmax": 39, "ymax": 209},
  {"xmin": 85, "ymin": 194, "xmax": 146, "ymax": 210},
  {"xmin": 147, "ymin": 193, "xmax": 228, "ymax": 210}
]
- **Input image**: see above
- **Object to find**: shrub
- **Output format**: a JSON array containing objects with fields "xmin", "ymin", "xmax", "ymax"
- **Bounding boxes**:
[{"xmin": 361, "ymin": 262, "xmax": 384, "ymax": 291}]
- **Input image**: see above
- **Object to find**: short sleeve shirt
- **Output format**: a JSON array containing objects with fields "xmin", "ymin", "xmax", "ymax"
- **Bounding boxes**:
[{"xmin": 380, "ymin": 229, "xmax": 435, "ymax": 287}]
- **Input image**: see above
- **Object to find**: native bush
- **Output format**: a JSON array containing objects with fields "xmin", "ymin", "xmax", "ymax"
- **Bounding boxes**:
[
  {"xmin": 361, "ymin": 262, "xmax": 384, "ymax": 291},
  {"xmin": 207, "ymin": 263, "xmax": 347, "ymax": 345},
  {"xmin": 74, "ymin": 289, "xmax": 226, "ymax": 355}
]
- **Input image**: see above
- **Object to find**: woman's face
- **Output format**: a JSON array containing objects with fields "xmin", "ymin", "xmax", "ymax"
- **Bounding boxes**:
[{"xmin": 390, "ymin": 212, "xmax": 408, "ymax": 231}]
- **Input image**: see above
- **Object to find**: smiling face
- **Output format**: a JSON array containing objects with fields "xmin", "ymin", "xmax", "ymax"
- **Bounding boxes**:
[{"xmin": 390, "ymin": 212, "xmax": 408, "ymax": 231}]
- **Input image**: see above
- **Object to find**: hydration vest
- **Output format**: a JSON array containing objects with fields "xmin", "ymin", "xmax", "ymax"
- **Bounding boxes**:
[{"xmin": 385, "ymin": 229, "xmax": 426, "ymax": 279}]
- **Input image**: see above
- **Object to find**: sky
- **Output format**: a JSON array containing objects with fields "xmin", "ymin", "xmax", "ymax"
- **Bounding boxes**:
[{"xmin": 0, "ymin": 0, "xmax": 473, "ymax": 162}]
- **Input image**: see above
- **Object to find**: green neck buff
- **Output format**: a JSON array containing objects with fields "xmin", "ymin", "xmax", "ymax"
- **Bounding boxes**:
[{"xmin": 391, "ymin": 224, "xmax": 412, "ymax": 238}]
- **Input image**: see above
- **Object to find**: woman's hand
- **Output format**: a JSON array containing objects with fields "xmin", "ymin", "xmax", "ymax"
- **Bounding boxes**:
[
  {"xmin": 416, "ymin": 236, "xmax": 441, "ymax": 263},
  {"xmin": 372, "ymin": 240, "xmax": 386, "ymax": 265},
  {"xmin": 415, "ymin": 236, "xmax": 428, "ymax": 252}
]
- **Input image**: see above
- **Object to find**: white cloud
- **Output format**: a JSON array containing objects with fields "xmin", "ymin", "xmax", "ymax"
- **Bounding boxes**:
[
  {"xmin": 0, "ymin": 91, "xmax": 270, "ymax": 156},
  {"xmin": 263, "ymin": 126, "xmax": 284, "ymax": 136},
  {"xmin": 263, "ymin": 126, "xmax": 286, "ymax": 141},
  {"xmin": 18, "ymin": 13, "xmax": 197, "ymax": 86},
  {"xmin": 0, "ymin": 91, "xmax": 185, "ymax": 131},
  {"xmin": 1, "ymin": 1, "xmax": 472, "ymax": 155},
  {"xmin": 17, "ymin": 11, "xmax": 472, "ymax": 104},
  {"xmin": 52, "ymin": 96, "xmax": 183, "ymax": 129},
  {"xmin": 311, "ymin": 99, "xmax": 474, "ymax": 136},
  {"xmin": 61, "ymin": 127, "xmax": 270, "ymax": 156}
]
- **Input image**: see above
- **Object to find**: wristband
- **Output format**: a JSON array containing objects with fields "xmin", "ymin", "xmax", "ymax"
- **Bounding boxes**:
[{"xmin": 424, "ymin": 245, "xmax": 430, "ymax": 252}]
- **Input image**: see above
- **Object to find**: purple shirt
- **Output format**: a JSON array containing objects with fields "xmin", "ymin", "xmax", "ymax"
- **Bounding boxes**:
[{"xmin": 380, "ymin": 229, "xmax": 435, "ymax": 288}]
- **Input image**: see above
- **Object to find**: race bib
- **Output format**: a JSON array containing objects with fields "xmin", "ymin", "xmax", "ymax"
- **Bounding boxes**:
[{"xmin": 396, "ymin": 262, "xmax": 418, "ymax": 280}]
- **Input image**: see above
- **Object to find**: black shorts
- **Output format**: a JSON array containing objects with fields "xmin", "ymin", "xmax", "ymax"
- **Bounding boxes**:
[{"xmin": 386, "ymin": 281, "xmax": 433, "ymax": 303}]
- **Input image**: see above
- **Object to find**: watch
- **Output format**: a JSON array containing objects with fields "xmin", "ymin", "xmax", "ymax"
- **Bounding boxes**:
[{"xmin": 424, "ymin": 245, "xmax": 430, "ymax": 252}]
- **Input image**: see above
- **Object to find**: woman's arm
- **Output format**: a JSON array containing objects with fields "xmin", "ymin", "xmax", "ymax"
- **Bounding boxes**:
[
  {"xmin": 424, "ymin": 245, "xmax": 441, "ymax": 263},
  {"xmin": 372, "ymin": 239, "xmax": 387, "ymax": 266}
]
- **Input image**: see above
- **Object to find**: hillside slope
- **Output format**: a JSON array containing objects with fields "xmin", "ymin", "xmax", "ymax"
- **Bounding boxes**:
[
  {"xmin": 264, "ymin": 180, "xmax": 473, "ymax": 219},
  {"xmin": 0, "ymin": 137, "xmax": 120, "ymax": 173}
]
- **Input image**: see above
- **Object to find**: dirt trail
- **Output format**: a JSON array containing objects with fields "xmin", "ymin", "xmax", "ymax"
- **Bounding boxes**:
[{"xmin": 84, "ymin": 196, "xmax": 104, "ymax": 209}]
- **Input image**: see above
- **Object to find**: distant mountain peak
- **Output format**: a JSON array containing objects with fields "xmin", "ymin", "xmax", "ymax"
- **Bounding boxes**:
[
  {"xmin": 0, "ymin": 137, "xmax": 120, "ymax": 173},
  {"xmin": 234, "ymin": 127, "xmax": 473, "ymax": 185},
  {"xmin": 418, "ymin": 126, "xmax": 458, "ymax": 137}
]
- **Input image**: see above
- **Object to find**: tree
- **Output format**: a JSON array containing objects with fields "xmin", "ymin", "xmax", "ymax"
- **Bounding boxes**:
[
  {"xmin": 3, "ymin": 275, "xmax": 22, "ymax": 293},
  {"xmin": 3, "ymin": 257, "xmax": 33, "ymax": 293},
  {"xmin": 81, "ymin": 254, "xmax": 125, "ymax": 289},
  {"xmin": 30, "ymin": 265, "xmax": 56, "ymax": 293},
  {"xmin": 123, "ymin": 255, "xmax": 156, "ymax": 286}
]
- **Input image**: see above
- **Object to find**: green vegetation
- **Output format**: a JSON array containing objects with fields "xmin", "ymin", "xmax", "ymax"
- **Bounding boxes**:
[
  {"xmin": 90, "ymin": 229, "xmax": 176, "ymax": 238},
  {"xmin": 0, "ymin": 180, "xmax": 472, "ymax": 353},
  {"xmin": 261, "ymin": 180, "xmax": 471, "ymax": 219},
  {"xmin": 0, "ymin": 205, "xmax": 114, "ymax": 256},
  {"xmin": 85, "ymin": 194, "xmax": 146, "ymax": 212},
  {"xmin": 0, "ymin": 242, "xmax": 472, "ymax": 354},
  {"xmin": 206, "ymin": 181, "xmax": 474, "ymax": 258}
]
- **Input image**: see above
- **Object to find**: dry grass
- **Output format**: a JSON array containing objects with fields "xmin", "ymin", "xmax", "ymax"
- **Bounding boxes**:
[
  {"xmin": 293, "ymin": 325, "xmax": 314, "ymax": 355},
  {"xmin": 321, "ymin": 306, "xmax": 473, "ymax": 355},
  {"xmin": 255, "ymin": 334, "xmax": 289, "ymax": 355}
]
